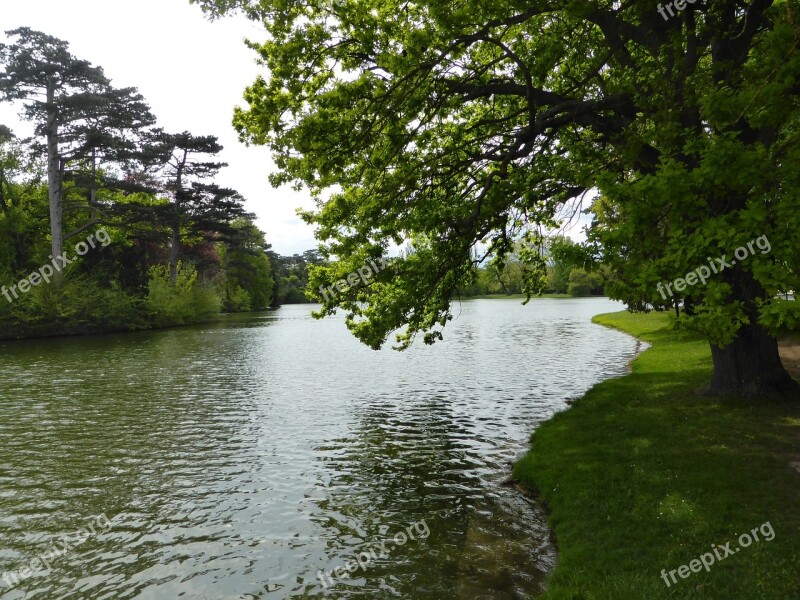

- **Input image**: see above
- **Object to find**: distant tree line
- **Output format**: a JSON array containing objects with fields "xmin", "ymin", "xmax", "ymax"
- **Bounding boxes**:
[
  {"xmin": 458, "ymin": 236, "xmax": 605, "ymax": 298},
  {"xmin": 277, "ymin": 238, "xmax": 605, "ymax": 303},
  {"xmin": 268, "ymin": 249, "xmax": 325, "ymax": 305},
  {"xmin": 0, "ymin": 28, "xmax": 309, "ymax": 338}
]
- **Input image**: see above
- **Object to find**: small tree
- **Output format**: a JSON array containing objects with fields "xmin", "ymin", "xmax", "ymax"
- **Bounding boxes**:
[{"xmin": 157, "ymin": 132, "xmax": 249, "ymax": 281}]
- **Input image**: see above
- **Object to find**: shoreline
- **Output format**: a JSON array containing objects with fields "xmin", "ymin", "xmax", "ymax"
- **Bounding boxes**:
[
  {"xmin": 0, "ymin": 310, "xmax": 277, "ymax": 344},
  {"xmin": 0, "ymin": 296, "xmax": 587, "ymax": 342},
  {"xmin": 512, "ymin": 310, "xmax": 800, "ymax": 599}
]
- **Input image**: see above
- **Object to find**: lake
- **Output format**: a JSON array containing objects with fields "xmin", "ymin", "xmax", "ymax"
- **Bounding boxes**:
[{"xmin": 0, "ymin": 298, "xmax": 643, "ymax": 599}]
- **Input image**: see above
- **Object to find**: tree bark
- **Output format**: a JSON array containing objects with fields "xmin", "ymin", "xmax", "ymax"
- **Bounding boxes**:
[
  {"xmin": 707, "ymin": 322, "xmax": 799, "ymax": 399},
  {"xmin": 702, "ymin": 254, "xmax": 799, "ymax": 398},
  {"xmin": 46, "ymin": 82, "xmax": 65, "ymax": 288},
  {"xmin": 169, "ymin": 149, "xmax": 187, "ymax": 283}
]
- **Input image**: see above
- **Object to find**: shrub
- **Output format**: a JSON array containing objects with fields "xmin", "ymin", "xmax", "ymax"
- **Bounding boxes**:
[
  {"xmin": 146, "ymin": 262, "xmax": 221, "ymax": 327},
  {"xmin": 0, "ymin": 275, "xmax": 144, "ymax": 337},
  {"xmin": 568, "ymin": 268, "xmax": 604, "ymax": 297},
  {"xmin": 223, "ymin": 284, "xmax": 252, "ymax": 313}
]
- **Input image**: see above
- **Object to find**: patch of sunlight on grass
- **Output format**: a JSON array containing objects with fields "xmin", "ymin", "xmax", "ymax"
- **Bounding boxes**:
[
  {"xmin": 629, "ymin": 437, "xmax": 653, "ymax": 451},
  {"xmin": 658, "ymin": 493, "xmax": 698, "ymax": 522}
]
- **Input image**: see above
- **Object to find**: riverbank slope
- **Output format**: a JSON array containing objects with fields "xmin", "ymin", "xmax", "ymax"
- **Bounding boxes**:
[{"xmin": 514, "ymin": 311, "xmax": 800, "ymax": 599}]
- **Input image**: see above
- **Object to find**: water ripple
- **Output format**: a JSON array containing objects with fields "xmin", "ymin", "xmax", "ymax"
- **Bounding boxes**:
[{"xmin": 0, "ymin": 298, "xmax": 641, "ymax": 599}]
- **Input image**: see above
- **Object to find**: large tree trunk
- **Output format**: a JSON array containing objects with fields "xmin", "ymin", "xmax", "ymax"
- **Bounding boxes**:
[
  {"xmin": 46, "ymin": 84, "xmax": 64, "ymax": 288},
  {"xmin": 703, "ymin": 252, "xmax": 799, "ymax": 398},
  {"xmin": 707, "ymin": 322, "xmax": 799, "ymax": 398}
]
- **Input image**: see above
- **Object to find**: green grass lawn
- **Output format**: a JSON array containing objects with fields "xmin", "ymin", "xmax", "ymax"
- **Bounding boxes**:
[{"xmin": 513, "ymin": 311, "xmax": 800, "ymax": 599}]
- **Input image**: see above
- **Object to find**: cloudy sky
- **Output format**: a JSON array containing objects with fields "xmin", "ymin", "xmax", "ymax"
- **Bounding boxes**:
[{"xmin": 0, "ymin": 0, "xmax": 319, "ymax": 256}]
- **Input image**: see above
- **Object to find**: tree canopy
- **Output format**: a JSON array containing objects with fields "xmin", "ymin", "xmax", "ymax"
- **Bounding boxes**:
[
  {"xmin": 194, "ymin": 0, "xmax": 800, "ymax": 396},
  {"xmin": 0, "ymin": 28, "xmax": 282, "ymax": 337},
  {"xmin": 0, "ymin": 27, "xmax": 159, "ymax": 285}
]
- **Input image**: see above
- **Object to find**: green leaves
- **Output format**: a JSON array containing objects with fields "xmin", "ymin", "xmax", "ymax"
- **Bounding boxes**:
[
  {"xmin": 146, "ymin": 262, "xmax": 221, "ymax": 326},
  {"xmin": 203, "ymin": 0, "xmax": 800, "ymax": 353}
]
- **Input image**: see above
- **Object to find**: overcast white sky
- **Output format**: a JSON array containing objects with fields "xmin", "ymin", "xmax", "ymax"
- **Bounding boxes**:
[{"xmin": 0, "ymin": 0, "xmax": 319, "ymax": 256}]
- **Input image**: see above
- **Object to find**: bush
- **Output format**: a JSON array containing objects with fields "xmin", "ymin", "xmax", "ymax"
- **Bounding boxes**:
[
  {"xmin": 146, "ymin": 262, "xmax": 222, "ymax": 327},
  {"xmin": 223, "ymin": 284, "xmax": 252, "ymax": 313},
  {"xmin": 568, "ymin": 268, "xmax": 604, "ymax": 297},
  {"xmin": 0, "ymin": 275, "xmax": 144, "ymax": 338}
]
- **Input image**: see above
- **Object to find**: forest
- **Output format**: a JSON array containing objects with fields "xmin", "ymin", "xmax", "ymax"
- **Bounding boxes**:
[{"xmin": 0, "ymin": 28, "xmax": 329, "ymax": 339}]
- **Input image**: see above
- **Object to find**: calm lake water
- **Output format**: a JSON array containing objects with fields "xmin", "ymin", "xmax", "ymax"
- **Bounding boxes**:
[{"xmin": 0, "ymin": 298, "xmax": 642, "ymax": 600}]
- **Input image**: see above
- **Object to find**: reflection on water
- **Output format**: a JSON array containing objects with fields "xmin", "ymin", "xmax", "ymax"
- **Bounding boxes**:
[{"xmin": 0, "ymin": 298, "xmax": 641, "ymax": 599}]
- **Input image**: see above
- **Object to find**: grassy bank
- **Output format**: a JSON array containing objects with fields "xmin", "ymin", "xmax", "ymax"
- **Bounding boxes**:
[{"xmin": 513, "ymin": 311, "xmax": 800, "ymax": 599}]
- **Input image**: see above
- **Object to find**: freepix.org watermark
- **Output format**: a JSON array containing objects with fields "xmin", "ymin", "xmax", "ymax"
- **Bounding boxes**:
[
  {"xmin": 1, "ymin": 513, "xmax": 113, "ymax": 590},
  {"xmin": 657, "ymin": 0, "xmax": 698, "ymax": 21},
  {"xmin": 660, "ymin": 521, "xmax": 775, "ymax": 587},
  {"xmin": 316, "ymin": 519, "xmax": 430, "ymax": 589},
  {"xmin": 657, "ymin": 235, "xmax": 771, "ymax": 301},
  {"xmin": 1, "ymin": 228, "xmax": 111, "ymax": 303},
  {"xmin": 318, "ymin": 257, "xmax": 388, "ymax": 304}
]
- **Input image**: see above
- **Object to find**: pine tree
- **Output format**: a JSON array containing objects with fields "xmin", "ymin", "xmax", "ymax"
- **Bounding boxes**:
[
  {"xmin": 157, "ymin": 132, "xmax": 249, "ymax": 281},
  {"xmin": 0, "ymin": 28, "xmax": 157, "ymax": 285}
]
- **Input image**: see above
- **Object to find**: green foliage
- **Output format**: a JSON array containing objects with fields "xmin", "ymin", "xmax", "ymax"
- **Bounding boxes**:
[
  {"xmin": 145, "ymin": 262, "xmax": 221, "ymax": 327},
  {"xmin": 457, "ymin": 237, "xmax": 603, "ymax": 298},
  {"xmin": 222, "ymin": 219, "xmax": 274, "ymax": 311},
  {"xmin": 758, "ymin": 298, "xmax": 800, "ymax": 337},
  {"xmin": 271, "ymin": 249, "xmax": 323, "ymax": 306},
  {"xmin": 456, "ymin": 264, "xmax": 491, "ymax": 297},
  {"xmin": 0, "ymin": 29, "xmax": 277, "ymax": 337},
  {"xmin": 223, "ymin": 284, "xmax": 252, "ymax": 312},
  {"xmin": 567, "ymin": 268, "xmax": 603, "ymax": 297},
  {"xmin": 547, "ymin": 263, "xmax": 571, "ymax": 296},
  {"xmin": 0, "ymin": 276, "xmax": 145, "ymax": 338},
  {"xmin": 156, "ymin": 131, "xmax": 250, "ymax": 282},
  {"xmin": 0, "ymin": 27, "xmax": 160, "ymax": 285},
  {"xmin": 677, "ymin": 299, "xmax": 751, "ymax": 348},
  {"xmin": 194, "ymin": 0, "xmax": 800, "ymax": 374},
  {"xmin": 483, "ymin": 255, "xmax": 527, "ymax": 296}
]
